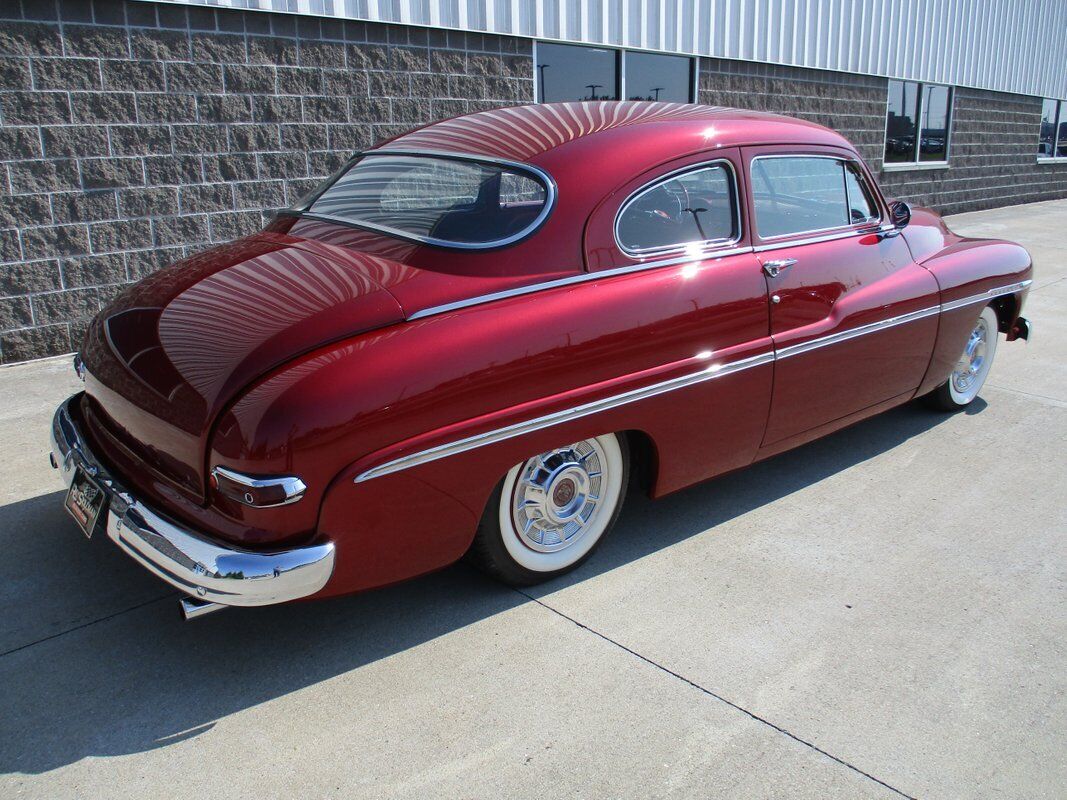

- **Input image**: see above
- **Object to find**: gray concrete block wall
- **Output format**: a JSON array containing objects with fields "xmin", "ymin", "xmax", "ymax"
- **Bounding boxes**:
[
  {"xmin": 879, "ymin": 86, "xmax": 1067, "ymax": 215},
  {"xmin": 698, "ymin": 58, "xmax": 890, "ymax": 165},
  {"xmin": 0, "ymin": 0, "xmax": 533, "ymax": 364},
  {"xmin": 0, "ymin": 0, "xmax": 1063, "ymax": 364},
  {"xmin": 699, "ymin": 57, "xmax": 1067, "ymax": 216}
]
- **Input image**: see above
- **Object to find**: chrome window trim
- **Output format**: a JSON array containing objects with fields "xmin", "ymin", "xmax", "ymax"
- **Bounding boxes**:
[
  {"xmin": 749, "ymin": 153, "xmax": 884, "ymax": 242},
  {"xmin": 752, "ymin": 224, "xmax": 888, "ymax": 253},
  {"xmin": 613, "ymin": 159, "xmax": 742, "ymax": 258},
  {"xmin": 362, "ymin": 279, "xmax": 1032, "ymax": 482},
  {"xmin": 301, "ymin": 148, "xmax": 558, "ymax": 251},
  {"xmin": 354, "ymin": 350, "xmax": 776, "ymax": 483},
  {"xmin": 406, "ymin": 245, "xmax": 754, "ymax": 321}
]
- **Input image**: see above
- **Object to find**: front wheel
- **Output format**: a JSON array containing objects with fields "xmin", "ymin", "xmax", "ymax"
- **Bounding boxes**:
[
  {"xmin": 469, "ymin": 434, "xmax": 628, "ymax": 586},
  {"xmin": 923, "ymin": 305, "xmax": 999, "ymax": 411}
]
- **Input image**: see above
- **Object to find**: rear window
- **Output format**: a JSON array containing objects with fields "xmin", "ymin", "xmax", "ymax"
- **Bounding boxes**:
[{"xmin": 304, "ymin": 154, "xmax": 552, "ymax": 248}]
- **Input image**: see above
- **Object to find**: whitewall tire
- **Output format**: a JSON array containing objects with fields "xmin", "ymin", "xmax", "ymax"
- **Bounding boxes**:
[
  {"xmin": 469, "ymin": 434, "xmax": 628, "ymax": 585},
  {"xmin": 924, "ymin": 305, "xmax": 999, "ymax": 411}
]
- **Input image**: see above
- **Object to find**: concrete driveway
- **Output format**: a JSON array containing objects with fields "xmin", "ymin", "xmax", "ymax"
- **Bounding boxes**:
[{"xmin": 1, "ymin": 200, "xmax": 1064, "ymax": 800}]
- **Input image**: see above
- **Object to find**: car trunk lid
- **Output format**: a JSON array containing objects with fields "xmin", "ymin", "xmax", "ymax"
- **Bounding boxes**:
[{"xmin": 80, "ymin": 235, "xmax": 406, "ymax": 501}]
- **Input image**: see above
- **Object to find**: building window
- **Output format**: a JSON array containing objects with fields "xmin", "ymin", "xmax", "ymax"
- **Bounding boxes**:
[
  {"xmin": 1038, "ymin": 98, "xmax": 1067, "ymax": 159},
  {"xmin": 535, "ymin": 42, "xmax": 694, "ymax": 104},
  {"xmin": 536, "ymin": 42, "xmax": 618, "ymax": 102},
  {"xmin": 884, "ymin": 79, "xmax": 952, "ymax": 166},
  {"xmin": 624, "ymin": 52, "xmax": 692, "ymax": 102}
]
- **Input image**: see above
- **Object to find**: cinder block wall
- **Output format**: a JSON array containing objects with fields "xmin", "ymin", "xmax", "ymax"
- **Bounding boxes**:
[
  {"xmin": 1, "ymin": 0, "xmax": 1064, "ymax": 364},
  {"xmin": 0, "ymin": 0, "xmax": 532, "ymax": 363},
  {"xmin": 698, "ymin": 58, "xmax": 1067, "ymax": 215}
]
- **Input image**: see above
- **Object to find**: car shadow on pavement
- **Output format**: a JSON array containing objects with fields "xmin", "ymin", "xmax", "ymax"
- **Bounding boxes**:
[{"xmin": 0, "ymin": 399, "xmax": 978, "ymax": 775}]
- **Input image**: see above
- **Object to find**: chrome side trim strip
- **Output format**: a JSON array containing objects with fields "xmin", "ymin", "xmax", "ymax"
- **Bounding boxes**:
[
  {"xmin": 406, "ymin": 245, "xmax": 754, "ymax": 321},
  {"xmin": 941, "ymin": 280, "xmax": 1032, "ymax": 312},
  {"xmin": 354, "ymin": 350, "xmax": 775, "ymax": 482},
  {"xmin": 360, "ymin": 279, "xmax": 1032, "ymax": 482},
  {"xmin": 775, "ymin": 305, "xmax": 942, "ymax": 360}
]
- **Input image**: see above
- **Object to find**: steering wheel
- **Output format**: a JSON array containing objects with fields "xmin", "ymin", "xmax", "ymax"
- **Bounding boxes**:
[{"xmin": 638, "ymin": 182, "xmax": 690, "ymax": 226}]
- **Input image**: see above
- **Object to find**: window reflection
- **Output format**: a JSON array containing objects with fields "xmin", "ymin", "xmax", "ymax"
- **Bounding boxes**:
[
  {"xmin": 752, "ymin": 157, "xmax": 850, "ymax": 238},
  {"xmin": 885, "ymin": 79, "xmax": 952, "ymax": 165},
  {"xmin": 617, "ymin": 164, "xmax": 735, "ymax": 253},
  {"xmin": 1058, "ymin": 101, "xmax": 1067, "ymax": 158},
  {"xmin": 537, "ymin": 42, "xmax": 618, "ymax": 102},
  {"xmin": 1039, "ymin": 98, "xmax": 1058, "ymax": 156},
  {"xmin": 844, "ymin": 165, "xmax": 879, "ymax": 223},
  {"xmin": 885, "ymin": 80, "xmax": 920, "ymax": 163},
  {"xmin": 624, "ymin": 51, "xmax": 691, "ymax": 102},
  {"xmin": 919, "ymin": 84, "xmax": 950, "ymax": 161}
]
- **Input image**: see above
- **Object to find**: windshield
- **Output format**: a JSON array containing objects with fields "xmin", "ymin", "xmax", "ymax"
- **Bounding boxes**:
[{"xmin": 304, "ymin": 154, "xmax": 553, "ymax": 248}]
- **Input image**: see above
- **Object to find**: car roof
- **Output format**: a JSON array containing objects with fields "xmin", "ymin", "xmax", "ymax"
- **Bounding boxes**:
[{"xmin": 372, "ymin": 101, "xmax": 856, "ymax": 168}]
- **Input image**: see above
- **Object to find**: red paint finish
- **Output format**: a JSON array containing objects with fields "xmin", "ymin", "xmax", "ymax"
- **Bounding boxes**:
[{"xmin": 71, "ymin": 103, "xmax": 1033, "ymax": 599}]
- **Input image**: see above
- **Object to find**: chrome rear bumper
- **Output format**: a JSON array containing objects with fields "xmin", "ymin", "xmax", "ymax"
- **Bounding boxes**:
[{"xmin": 50, "ymin": 394, "xmax": 335, "ymax": 609}]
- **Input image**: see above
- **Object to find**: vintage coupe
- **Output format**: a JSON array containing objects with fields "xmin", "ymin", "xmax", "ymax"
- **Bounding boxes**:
[{"xmin": 50, "ymin": 102, "xmax": 1032, "ymax": 619}]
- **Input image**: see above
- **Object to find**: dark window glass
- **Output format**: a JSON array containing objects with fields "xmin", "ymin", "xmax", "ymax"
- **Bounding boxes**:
[
  {"xmin": 307, "ymin": 155, "xmax": 548, "ymax": 247},
  {"xmin": 1058, "ymin": 101, "xmax": 1067, "ymax": 158},
  {"xmin": 752, "ymin": 157, "xmax": 850, "ymax": 238},
  {"xmin": 616, "ymin": 164, "xmax": 736, "ymax": 253},
  {"xmin": 537, "ymin": 42, "xmax": 618, "ymax": 102},
  {"xmin": 624, "ymin": 51, "xmax": 692, "ymax": 102},
  {"xmin": 843, "ymin": 164, "xmax": 879, "ymax": 224},
  {"xmin": 1039, "ymin": 98, "xmax": 1058, "ymax": 156},
  {"xmin": 919, "ymin": 84, "xmax": 951, "ymax": 162},
  {"xmin": 885, "ymin": 80, "xmax": 920, "ymax": 163}
]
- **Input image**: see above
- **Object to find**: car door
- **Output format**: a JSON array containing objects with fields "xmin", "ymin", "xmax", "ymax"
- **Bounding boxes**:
[
  {"xmin": 742, "ymin": 146, "xmax": 941, "ymax": 447},
  {"xmin": 582, "ymin": 148, "xmax": 774, "ymax": 492}
]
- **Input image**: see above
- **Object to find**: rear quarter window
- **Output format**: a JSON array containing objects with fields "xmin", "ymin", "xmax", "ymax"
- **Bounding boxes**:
[{"xmin": 615, "ymin": 163, "xmax": 738, "ymax": 255}]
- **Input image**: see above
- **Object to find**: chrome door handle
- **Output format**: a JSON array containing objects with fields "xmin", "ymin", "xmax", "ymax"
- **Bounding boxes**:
[{"xmin": 762, "ymin": 258, "xmax": 797, "ymax": 278}]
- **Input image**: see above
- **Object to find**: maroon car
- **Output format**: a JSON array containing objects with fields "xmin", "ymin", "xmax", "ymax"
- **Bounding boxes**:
[{"xmin": 50, "ymin": 102, "xmax": 1032, "ymax": 619}]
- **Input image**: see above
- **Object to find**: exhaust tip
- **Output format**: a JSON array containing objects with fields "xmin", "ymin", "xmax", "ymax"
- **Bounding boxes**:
[{"xmin": 180, "ymin": 596, "xmax": 226, "ymax": 620}]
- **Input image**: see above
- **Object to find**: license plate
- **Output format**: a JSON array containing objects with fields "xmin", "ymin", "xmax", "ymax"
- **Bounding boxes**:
[{"xmin": 64, "ymin": 466, "xmax": 107, "ymax": 539}]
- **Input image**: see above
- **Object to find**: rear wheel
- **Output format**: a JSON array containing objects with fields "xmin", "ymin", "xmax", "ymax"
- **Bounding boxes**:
[
  {"xmin": 923, "ymin": 306, "xmax": 999, "ymax": 411},
  {"xmin": 469, "ymin": 434, "xmax": 628, "ymax": 586}
]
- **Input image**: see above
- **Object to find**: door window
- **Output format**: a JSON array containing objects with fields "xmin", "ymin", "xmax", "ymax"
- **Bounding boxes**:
[{"xmin": 752, "ymin": 156, "xmax": 877, "ymax": 238}]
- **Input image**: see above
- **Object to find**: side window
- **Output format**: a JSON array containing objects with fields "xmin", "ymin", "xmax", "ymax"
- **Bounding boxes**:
[
  {"xmin": 616, "ymin": 163, "xmax": 737, "ymax": 255},
  {"xmin": 843, "ymin": 164, "xmax": 879, "ymax": 224},
  {"xmin": 752, "ymin": 156, "xmax": 863, "ymax": 238}
]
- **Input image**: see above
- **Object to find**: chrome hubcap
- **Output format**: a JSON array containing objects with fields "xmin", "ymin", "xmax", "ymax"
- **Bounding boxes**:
[
  {"xmin": 511, "ymin": 441, "xmax": 606, "ymax": 553},
  {"xmin": 952, "ymin": 317, "xmax": 988, "ymax": 393}
]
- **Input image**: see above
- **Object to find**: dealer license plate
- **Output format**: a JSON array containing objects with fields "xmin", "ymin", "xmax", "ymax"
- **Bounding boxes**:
[{"xmin": 64, "ymin": 466, "xmax": 107, "ymax": 539}]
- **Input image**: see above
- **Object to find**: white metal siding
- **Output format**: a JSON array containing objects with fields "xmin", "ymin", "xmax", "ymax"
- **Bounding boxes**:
[{"xmin": 159, "ymin": 0, "xmax": 1067, "ymax": 99}]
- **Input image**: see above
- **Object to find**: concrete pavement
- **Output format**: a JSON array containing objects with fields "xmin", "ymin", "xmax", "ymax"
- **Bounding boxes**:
[{"xmin": 1, "ymin": 200, "xmax": 1064, "ymax": 799}]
